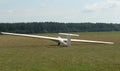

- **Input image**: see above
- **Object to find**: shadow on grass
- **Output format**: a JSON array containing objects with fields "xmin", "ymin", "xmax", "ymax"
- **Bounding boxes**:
[{"xmin": 49, "ymin": 45, "xmax": 68, "ymax": 48}]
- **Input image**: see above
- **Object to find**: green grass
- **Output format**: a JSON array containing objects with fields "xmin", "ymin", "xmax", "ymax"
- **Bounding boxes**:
[{"xmin": 0, "ymin": 32, "xmax": 120, "ymax": 71}]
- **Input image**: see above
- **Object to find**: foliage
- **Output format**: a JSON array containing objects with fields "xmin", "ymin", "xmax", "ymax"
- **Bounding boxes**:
[{"xmin": 0, "ymin": 22, "xmax": 120, "ymax": 33}]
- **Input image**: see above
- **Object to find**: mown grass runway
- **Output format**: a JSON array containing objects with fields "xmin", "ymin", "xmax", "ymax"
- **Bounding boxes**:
[{"xmin": 0, "ymin": 32, "xmax": 120, "ymax": 71}]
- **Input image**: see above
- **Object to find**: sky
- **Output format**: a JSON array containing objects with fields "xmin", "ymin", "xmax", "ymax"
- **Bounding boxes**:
[{"xmin": 0, "ymin": 0, "xmax": 120, "ymax": 23}]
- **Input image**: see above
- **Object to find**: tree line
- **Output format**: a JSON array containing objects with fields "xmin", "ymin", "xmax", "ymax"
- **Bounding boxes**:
[{"xmin": 0, "ymin": 22, "xmax": 120, "ymax": 34}]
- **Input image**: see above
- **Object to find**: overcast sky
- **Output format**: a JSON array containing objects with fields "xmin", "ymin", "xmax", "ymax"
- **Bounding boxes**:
[{"xmin": 0, "ymin": 0, "xmax": 120, "ymax": 23}]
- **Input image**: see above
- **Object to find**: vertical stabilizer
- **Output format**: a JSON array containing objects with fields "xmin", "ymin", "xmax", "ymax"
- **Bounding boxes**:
[{"xmin": 67, "ymin": 35, "xmax": 71, "ymax": 46}]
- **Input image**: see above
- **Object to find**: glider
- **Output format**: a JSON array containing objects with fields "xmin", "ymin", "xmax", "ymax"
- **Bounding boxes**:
[{"xmin": 1, "ymin": 32, "xmax": 114, "ymax": 46}]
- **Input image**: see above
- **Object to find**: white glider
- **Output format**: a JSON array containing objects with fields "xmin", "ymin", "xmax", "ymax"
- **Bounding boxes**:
[{"xmin": 1, "ymin": 32, "xmax": 114, "ymax": 46}]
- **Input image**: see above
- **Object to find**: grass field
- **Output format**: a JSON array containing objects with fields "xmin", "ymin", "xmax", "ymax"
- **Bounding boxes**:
[{"xmin": 0, "ymin": 32, "xmax": 120, "ymax": 71}]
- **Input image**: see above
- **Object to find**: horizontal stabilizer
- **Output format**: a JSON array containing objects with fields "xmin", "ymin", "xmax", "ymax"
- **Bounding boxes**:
[{"xmin": 59, "ymin": 33, "xmax": 79, "ymax": 36}]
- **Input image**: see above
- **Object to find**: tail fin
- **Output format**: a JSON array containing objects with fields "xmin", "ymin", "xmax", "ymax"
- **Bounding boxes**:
[{"xmin": 67, "ymin": 35, "xmax": 71, "ymax": 46}]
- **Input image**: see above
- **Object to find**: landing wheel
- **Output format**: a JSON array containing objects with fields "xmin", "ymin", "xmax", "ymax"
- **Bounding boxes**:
[{"xmin": 58, "ymin": 42, "xmax": 60, "ymax": 46}]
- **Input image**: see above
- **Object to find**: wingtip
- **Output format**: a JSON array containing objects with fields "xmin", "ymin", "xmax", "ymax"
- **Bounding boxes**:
[
  {"xmin": 108, "ymin": 42, "xmax": 114, "ymax": 44},
  {"xmin": 112, "ymin": 42, "xmax": 114, "ymax": 44},
  {"xmin": 0, "ymin": 32, "xmax": 7, "ymax": 35},
  {"xmin": 0, "ymin": 32, "xmax": 4, "ymax": 34}
]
